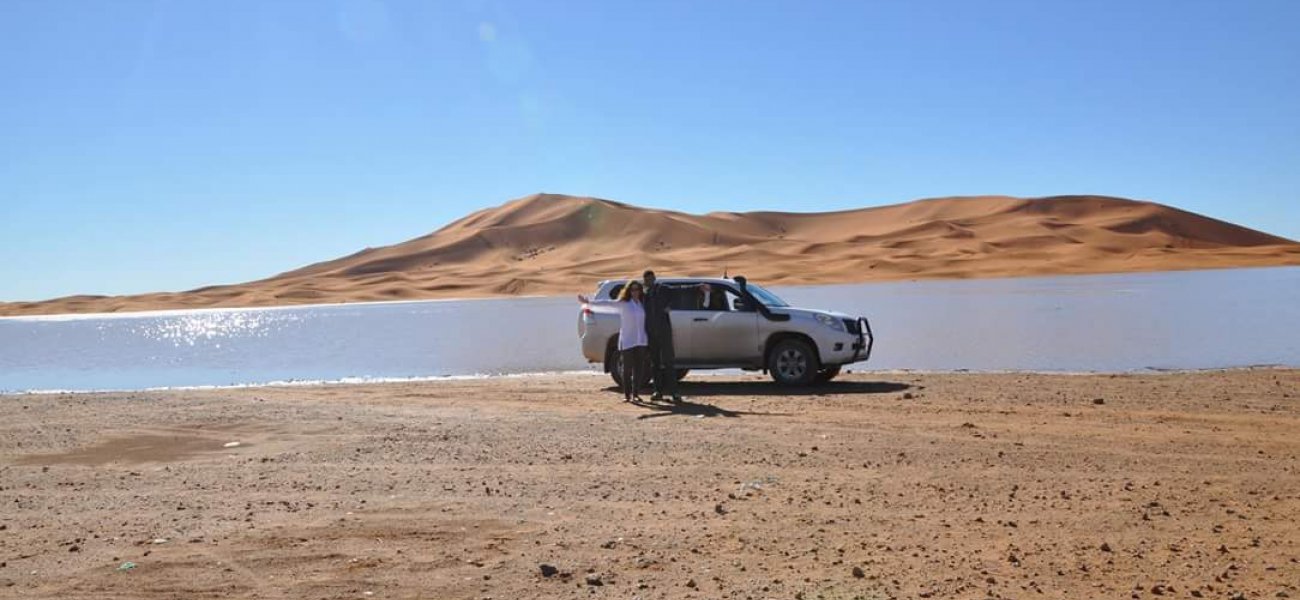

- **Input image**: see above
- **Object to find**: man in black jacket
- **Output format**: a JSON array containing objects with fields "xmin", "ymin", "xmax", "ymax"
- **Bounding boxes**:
[{"xmin": 642, "ymin": 270, "xmax": 682, "ymax": 403}]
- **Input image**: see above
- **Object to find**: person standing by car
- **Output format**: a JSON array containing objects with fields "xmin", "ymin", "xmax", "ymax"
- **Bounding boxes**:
[
  {"xmin": 579, "ymin": 280, "xmax": 649, "ymax": 402},
  {"xmin": 643, "ymin": 270, "xmax": 683, "ymax": 403}
]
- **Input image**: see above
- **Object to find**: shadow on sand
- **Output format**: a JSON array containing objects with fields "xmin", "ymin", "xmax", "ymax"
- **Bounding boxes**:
[
  {"xmin": 676, "ymin": 379, "xmax": 911, "ymax": 398},
  {"xmin": 605, "ymin": 379, "xmax": 912, "ymax": 420},
  {"xmin": 627, "ymin": 396, "xmax": 785, "ymax": 420}
]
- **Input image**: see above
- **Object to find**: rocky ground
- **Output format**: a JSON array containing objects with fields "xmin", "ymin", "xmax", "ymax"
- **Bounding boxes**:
[{"xmin": 1, "ymin": 370, "xmax": 1297, "ymax": 599}]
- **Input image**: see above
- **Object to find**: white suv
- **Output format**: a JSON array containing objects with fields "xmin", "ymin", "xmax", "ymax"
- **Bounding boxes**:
[{"xmin": 578, "ymin": 276, "xmax": 873, "ymax": 386}]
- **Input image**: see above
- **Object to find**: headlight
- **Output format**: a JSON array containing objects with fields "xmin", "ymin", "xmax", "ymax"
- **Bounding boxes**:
[{"xmin": 815, "ymin": 313, "xmax": 846, "ymax": 332}]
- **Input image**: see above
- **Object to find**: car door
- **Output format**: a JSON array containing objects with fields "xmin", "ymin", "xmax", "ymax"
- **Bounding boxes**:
[
  {"xmin": 679, "ymin": 287, "xmax": 760, "ymax": 364},
  {"xmin": 663, "ymin": 285, "xmax": 698, "ymax": 361}
]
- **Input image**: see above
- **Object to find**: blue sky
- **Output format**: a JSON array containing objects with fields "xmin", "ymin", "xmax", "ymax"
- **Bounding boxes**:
[{"xmin": 2, "ymin": 0, "xmax": 1297, "ymax": 301}]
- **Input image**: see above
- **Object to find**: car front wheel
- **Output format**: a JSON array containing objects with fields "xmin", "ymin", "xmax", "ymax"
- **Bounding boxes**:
[{"xmin": 768, "ymin": 339, "xmax": 820, "ymax": 386}]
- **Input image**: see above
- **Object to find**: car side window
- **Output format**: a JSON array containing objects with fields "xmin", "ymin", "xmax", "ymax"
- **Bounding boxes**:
[
  {"xmin": 607, "ymin": 283, "xmax": 624, "ymax": 300},
  {"xmin": 723, "ymin": 289, "xmax": 746, "ymax": 312},
  {"xmin": 728, "ymin": 288, "xmax": 756, "ymax": 312},
  {"xmin": 671, "ymin": 285, "xmax": 743, "ymax": 312},
  {"xmin": 671, "ymin": 284, "xmax": 704, "ymax": 311},
  {"xmin": 666, "ymin": 285, "xmax": 698, "ymax": 310}
]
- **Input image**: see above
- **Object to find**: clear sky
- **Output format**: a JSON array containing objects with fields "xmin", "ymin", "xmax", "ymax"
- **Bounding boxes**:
[{"xmin": 2, "ymin": 0, "xmax": 1297, "ymax": 301}]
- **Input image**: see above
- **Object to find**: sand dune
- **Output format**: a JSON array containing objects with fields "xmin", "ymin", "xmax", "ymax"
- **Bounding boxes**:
[{"xmin": 4, "ymin": 193, "xmax": 1299, "ymax": 315}]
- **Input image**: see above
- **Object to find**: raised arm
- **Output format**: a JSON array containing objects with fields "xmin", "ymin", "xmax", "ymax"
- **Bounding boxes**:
[{"xmin": 579, "ymin": 293, "xmax": 617, "ymax": 305}]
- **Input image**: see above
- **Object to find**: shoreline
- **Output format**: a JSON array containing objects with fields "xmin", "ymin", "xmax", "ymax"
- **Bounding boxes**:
[
  {"xmin": 5, "ymin": 364, "xmax": 1299, "ymax": 397},
  {"xmin": 0, "ymin": 291, "xmax": 562, "ymax": 322},
  {"xmin": 4, "ymin": 263, "xmax": 1298, "ymax": 319}
]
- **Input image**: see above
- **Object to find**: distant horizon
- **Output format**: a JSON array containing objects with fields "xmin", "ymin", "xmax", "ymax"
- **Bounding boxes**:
[
  {"xmin": 3, "ymin": 191, "xmax": 1297, "ymax": 305},
  {"xmin": 6, "ymin": 191, "xmax": 1300, "ymax": 303},
  {"xmin": 4, "ymin": 1, "xmax": 1298, "ymax": 300}
]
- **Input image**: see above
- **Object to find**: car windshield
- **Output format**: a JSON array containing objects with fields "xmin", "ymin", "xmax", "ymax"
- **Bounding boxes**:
[{"xmin": 745, "ymin": 283, "xmax": 789, "ymax": 307}]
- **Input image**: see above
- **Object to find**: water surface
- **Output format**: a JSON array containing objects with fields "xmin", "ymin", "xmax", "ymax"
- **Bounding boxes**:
[{"xmin": 2, "ymin": 267, "xmax": 1297, "ymax": 393}]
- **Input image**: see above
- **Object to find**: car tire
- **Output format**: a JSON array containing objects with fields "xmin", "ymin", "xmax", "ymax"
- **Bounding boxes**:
[
  {"xmin": 768, "ymin": 338, "xmax": 820, "ymax": 386},
  {"xmin": 609, "ymin": 364, "xmax": 625, "ymax": 388},
  {"xmin": 607, "ymin": 344, "xmax": 624, "ymax": 388},
  {"xmin": 814, "ymin": 365, "xmax": 841, "ymax": 383}
]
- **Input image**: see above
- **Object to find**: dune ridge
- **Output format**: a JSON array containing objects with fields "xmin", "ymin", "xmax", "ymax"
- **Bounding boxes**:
[{"xmin": 4, "ymin": 193, "xmax": 1299, "ymax": 316}]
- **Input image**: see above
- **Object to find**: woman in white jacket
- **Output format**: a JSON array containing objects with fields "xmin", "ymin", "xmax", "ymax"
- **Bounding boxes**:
[{"xmin": 578, "ymin": 280, "xmax": 649, "ymax": 402}]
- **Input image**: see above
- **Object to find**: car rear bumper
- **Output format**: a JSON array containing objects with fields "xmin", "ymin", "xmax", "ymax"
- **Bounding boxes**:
[{"xmin": 578, "ymin": 314, "xmax": 610, "ymax": 364}]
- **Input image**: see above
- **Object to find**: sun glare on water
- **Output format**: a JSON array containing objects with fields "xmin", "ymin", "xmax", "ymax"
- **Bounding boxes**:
[{"xmin": 130, "ymin": 311, "xmax": 300, "ymax": 347}]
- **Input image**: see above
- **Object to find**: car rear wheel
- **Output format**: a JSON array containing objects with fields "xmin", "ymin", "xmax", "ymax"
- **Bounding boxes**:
[
  {"xmin": 814, "ymin": 365, "xmax": 841, "ymax": 383},
  {"xmin": 768, "ymin": 338, "xmax": 819, "ymax": 386}
]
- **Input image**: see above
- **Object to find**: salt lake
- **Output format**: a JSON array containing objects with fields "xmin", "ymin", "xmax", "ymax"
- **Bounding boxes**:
[{"xmin": 2, "ymin": 267, "xmax": 1297, "ymax": 393}]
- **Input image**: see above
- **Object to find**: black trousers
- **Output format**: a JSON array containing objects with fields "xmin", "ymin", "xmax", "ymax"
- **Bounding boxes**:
[
  {"xmin": 620, "ymin": 346, "xmax": 648, "ymax": 400},
  {"xmin": 648, "ymin": 323, "xmax": 679, "ymax": 397}
]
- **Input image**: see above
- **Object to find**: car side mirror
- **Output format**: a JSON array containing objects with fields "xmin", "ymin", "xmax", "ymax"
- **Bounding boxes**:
[{"xmin": 733, "ymin": 298, "xmax": 751, "ymax": 312}]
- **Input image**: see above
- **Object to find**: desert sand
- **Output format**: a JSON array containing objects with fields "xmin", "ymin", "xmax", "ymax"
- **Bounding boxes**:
[
  {"xmin": 3, "ymin": 194, "xmax": 1299, "ymax": 316},
  {"xmin": 1, "ymin": 370, "xmax": 1297, "ymax": 599}
]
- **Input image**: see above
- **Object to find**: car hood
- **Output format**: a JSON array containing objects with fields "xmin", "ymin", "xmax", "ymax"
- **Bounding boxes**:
[{"xmin": 773, "ymin": 307, "xmax": 857, "ymax": 321}]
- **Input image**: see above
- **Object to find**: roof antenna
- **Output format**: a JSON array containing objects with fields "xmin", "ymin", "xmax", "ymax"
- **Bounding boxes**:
[{"xmin": 723, "ymin": 265, "xmax": 729, "ymax": 279}]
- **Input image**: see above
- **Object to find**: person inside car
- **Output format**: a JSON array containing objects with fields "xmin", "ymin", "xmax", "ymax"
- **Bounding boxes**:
[{"xmin": 696, "ymin": 283, "xmax": 729, "ymax": 311}]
